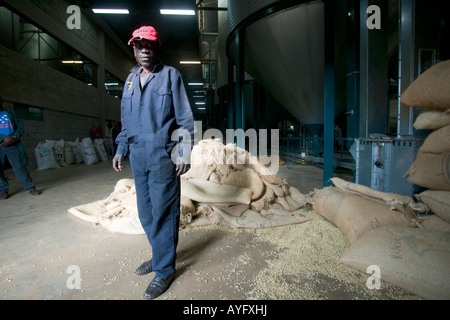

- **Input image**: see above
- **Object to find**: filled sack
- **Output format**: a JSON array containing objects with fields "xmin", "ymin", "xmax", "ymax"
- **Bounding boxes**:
[
  {"xmin": 415, "ymin": 190, "xmax": 450, "ymax": 223},
  {"xmin": 34, "ymin": 141, "xmax": 60, "ymax": 170},
  {"xmin": 406, "ymin": 152, "xmax": 450, "ymax": 191},
  {"xmin": 401, "ymin": 60, "xmax": 450, "ymax": 110},
  {"xmin": 340, "ymin": 227, "xmax": 450, "ymax": 300},
  {"xmin": 414, "ymin": 109, "xmax": 450, "ymax": 130}
]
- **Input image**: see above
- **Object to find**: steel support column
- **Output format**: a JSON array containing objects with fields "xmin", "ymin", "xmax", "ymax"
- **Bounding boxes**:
[
  {"xmin": 397, "ymin": 0, "xmax": 415, "ymax": 137},
  {"xmin": 359, "ymin": 0, "xmax": 389, "ymax": 138},
  {"xmin": 234, "ymin": 28, "xmax": 246, "ymax": 149},
  {"xmin": 227, "ymin": 59, "xmax": 235, "ymax": 130},
  {"xmin": 323, "ymin": 0, "xmax": 336, "ymax": 187},
  {"xmin": 346, "ymin": 0, "xmax": 360, "ymax": 140}
]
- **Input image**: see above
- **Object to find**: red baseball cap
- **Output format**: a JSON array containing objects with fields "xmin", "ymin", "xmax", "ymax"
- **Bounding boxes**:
[{"xmin": 128, "ymin": 26, "xmax": 161, "ymax": 46}]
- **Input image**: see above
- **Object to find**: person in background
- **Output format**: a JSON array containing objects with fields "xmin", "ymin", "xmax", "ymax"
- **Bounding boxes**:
[
  {"xmin": 0, "ymin": 96, "xmax": 40, "ymax": 200},
  {"xmin": 112, "ymin": 26, "xmax": 194, "ymax": 299},
  {"xmin": 111, "ymin": 121, "xmax": 120, "ymax": 155},
  {"xmin": 105, "ymin": 121, "xmax": 115, "ymax": 158}
]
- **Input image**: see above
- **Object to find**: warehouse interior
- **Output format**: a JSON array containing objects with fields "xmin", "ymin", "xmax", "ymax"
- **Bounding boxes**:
[{"xmin": 0, "ymin": 0, "xmax": 449, "ymax": 302}]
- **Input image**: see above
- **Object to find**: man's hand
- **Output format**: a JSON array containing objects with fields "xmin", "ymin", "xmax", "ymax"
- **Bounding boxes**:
[
  {"xmin": 176, "ymin": 157, "xmax": 190, "ymax": 176},
  {"xmin": 113, "ymin": 153, "xmax": 125, "ymax": 172},
  {"xmin": 0, "ymin": 136, "xmax": 16, "ymax": 147}
]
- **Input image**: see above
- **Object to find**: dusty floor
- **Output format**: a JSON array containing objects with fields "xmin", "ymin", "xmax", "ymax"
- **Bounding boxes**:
[{"xmin": 0, "ymin": 159, "xmax": 421, "ymax": 301}]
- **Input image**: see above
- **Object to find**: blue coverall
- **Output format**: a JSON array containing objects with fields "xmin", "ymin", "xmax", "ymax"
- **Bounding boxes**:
[{"xmin": 116, "ymin": 64, "xmax": 194, "ymax": 279}]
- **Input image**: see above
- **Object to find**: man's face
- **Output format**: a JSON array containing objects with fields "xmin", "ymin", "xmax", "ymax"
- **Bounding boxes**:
[{"xmin": 133, "ymin": 39, "xmax": 160, "ymax": 71}]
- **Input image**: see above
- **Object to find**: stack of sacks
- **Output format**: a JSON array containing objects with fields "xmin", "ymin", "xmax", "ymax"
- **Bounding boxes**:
[
  {"xmin": 311, "ymin": 178, "xmax": 449, "ymax": 300},
  {"xmin": 336, "ymin": 61, "xmax": 450, "ymax": 300},
  {"xmin": 78, "ymin": 137, "xmax": 110, "ymax": 165},
  {"xmin": 35, "ymin": 137, "xmax": 109, "ymax": 170},
  {"xmin": 35, "ymin": 139, "xmax": 76, "ymax": 170},
  {"xmin": 401, "ymin": 60, "xmax": 450, "ymax": 229}
]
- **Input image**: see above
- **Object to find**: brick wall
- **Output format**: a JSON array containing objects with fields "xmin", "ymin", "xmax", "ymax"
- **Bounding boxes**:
[{"xmin": 0, "ymin": 0, "xmax": 135, "ymax": 168}]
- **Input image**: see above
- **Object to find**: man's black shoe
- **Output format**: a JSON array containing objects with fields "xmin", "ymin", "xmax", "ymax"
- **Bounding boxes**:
[
  {"xmin": 135, "ymin": 259, "xmax": 153, "ymax": 275},
  {"xmin": 143, "ymin": 273, "xmax": 175, "ymax": 300}
]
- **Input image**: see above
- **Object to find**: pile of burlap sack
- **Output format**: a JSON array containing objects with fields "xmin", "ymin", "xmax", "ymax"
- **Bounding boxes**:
[
  {"xmin": 180, "ymin": 139, "xmax": 307, "ymax": 229},
  {"xmin": 309, "ymin": 60, "xmax": 450, "ymax": 300},
  {"xmin": 68, "ymin": 138, "xmax": 308, "ymax": 234},
  {"xmin": 35, "ymin": 137, "xmax": 109, "ymax": 170},
  {"xmin": 403, "ymin": 61, "xmax": 450, "ymax": 226}
]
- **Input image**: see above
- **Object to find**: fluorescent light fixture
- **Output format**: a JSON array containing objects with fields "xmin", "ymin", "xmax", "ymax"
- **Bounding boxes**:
[
  {"xmin": 160, "ymin": 9, "xmax": 195, "ymax": 15},
  {"xmin": 195, "ymin": 102, "xmax": 206, "ymax": 105},
  {"xmin": 92, "ymin": 9, "xmax": 129, "ymax": 14},
  {"xmin": 62, "ymin": 60, "xmax": 83, "ymax": 64},
  {"xmin": 193, "ymin": 96, "xmax": 204, "ymax": 98},
  {"xmin": 180, "ymin": 61, "xmax": 201, "ymax": 64},
  {"xmin": 197, "ymin": 108, "xmax": 206, "ymax": 110},
  {"xmin": 188, "ymin": 83, "xmax": 204, "ymax": 86}
]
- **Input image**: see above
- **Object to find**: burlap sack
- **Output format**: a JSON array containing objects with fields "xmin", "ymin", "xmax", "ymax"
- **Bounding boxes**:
[
  {"xmin": 68, "ymin": 179, "xmax": 144, "ymax": 235},
  {"xmin": 181, "ymin": 196, "xmax": 195, "ymax": 214},
  {"xmin": 330, "ymin": 177, "xmax": 414, "ymax": 205},
  {"xmin": 415, "ymin": 190, "xmax": 450, "ymax": 223},
  {"xmin": 181, "ymin": 178, "xmax": 252, "ymax": 205},
  {"xmin": 420, "ymin": 215, "xmax": 450, "ymax": 232},
  {"xmin": 183, "ymin": 165, "xmax": 215, "ymax": 181},
  {"xmin": 406, "ymin": 152, "xmax": 450, "ymax": 191},
  {"xmin": 419, "ymin": 125, "xmax": 450, "ymax": 154},
  {"xmin": 69, "ymin": 139, "xmax": 311, "ymax": 232},
  {"xmin": 220, "ymin": 168, "xmax": 265, "ymax": 200},
  {"xmin": 288, "ymin": 186, "xmax": 307, "ymax": 206},
  {"xmin": 340, "ymin": 227, "xmax": 450, "ymax": 300},
  {"xmin": 211, "ymin": 206, "xmax": 308, "ymax": 229},
  {"xmin": 414, "ymin": 109, "xmax": 450, "ymax": 130},
  {"xmin": 312, "ymin": 187, "xmax": 345, "ymax": 222},
  {"xmin": 312, "ymin": 187, "xmax": 417, "ymax": 244},
  {"xmin": 400, "ymin": 60, "xmax": 450, "ymax": 110}
]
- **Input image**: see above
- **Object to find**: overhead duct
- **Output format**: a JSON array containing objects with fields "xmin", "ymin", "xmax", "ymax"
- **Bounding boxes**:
[{"xmin": 226, "ymin": 0, "xmax": 329, "ymax": 133}]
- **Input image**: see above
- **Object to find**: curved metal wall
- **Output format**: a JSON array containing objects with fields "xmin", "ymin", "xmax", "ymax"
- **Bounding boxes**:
[
  {"xmin": 227, "ymin": 0, "xmax": 279, "ymax": 31},
  {"xmin": 226, "ymin": 0, "xmax": 326, "ymax": 129},
  {"xmin": 217, "ymin": 0, "xmax": 254, "ymax": 89}
]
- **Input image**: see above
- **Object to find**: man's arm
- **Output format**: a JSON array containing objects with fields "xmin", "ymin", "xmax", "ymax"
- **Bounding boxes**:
[
  {"xmin": 171, "ymin": 69, "xmax": 195, "ymax": 176},
  {"xmin": 10, "ymin": 111, "xmax": 24, "ymax": 139},
  {"xmin": 112, "ymin": 74, "xmax": 133, "ymax": 172}
]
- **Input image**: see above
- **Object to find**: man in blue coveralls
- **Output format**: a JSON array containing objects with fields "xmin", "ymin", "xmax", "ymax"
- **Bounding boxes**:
[
  {"xmin": 0, "ymin": 96, "xmax": 40, "ymax": 199},
  {"xmin": 112, "ymin": 26, "xmax": 195, "ymax": 299}
]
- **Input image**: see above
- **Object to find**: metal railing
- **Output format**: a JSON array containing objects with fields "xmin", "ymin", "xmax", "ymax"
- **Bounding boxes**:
[{"xmin": 280, "ymin": 136, "xmax": 357, "ymax": 170}]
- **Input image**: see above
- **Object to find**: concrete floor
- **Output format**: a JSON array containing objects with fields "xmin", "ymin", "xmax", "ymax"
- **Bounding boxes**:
[{"xmin": 0, "ymin": 158, "xmax": 421, "ymax": 301}]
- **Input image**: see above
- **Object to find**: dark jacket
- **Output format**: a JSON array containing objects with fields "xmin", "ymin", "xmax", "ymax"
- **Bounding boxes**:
[
  {"xmin": 115, "ymin": 64, "xmax": 195, "ymax": 157},
  {"xmin": 0, "ymin": 109, "xmax": 29, "ymax": 166}
]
